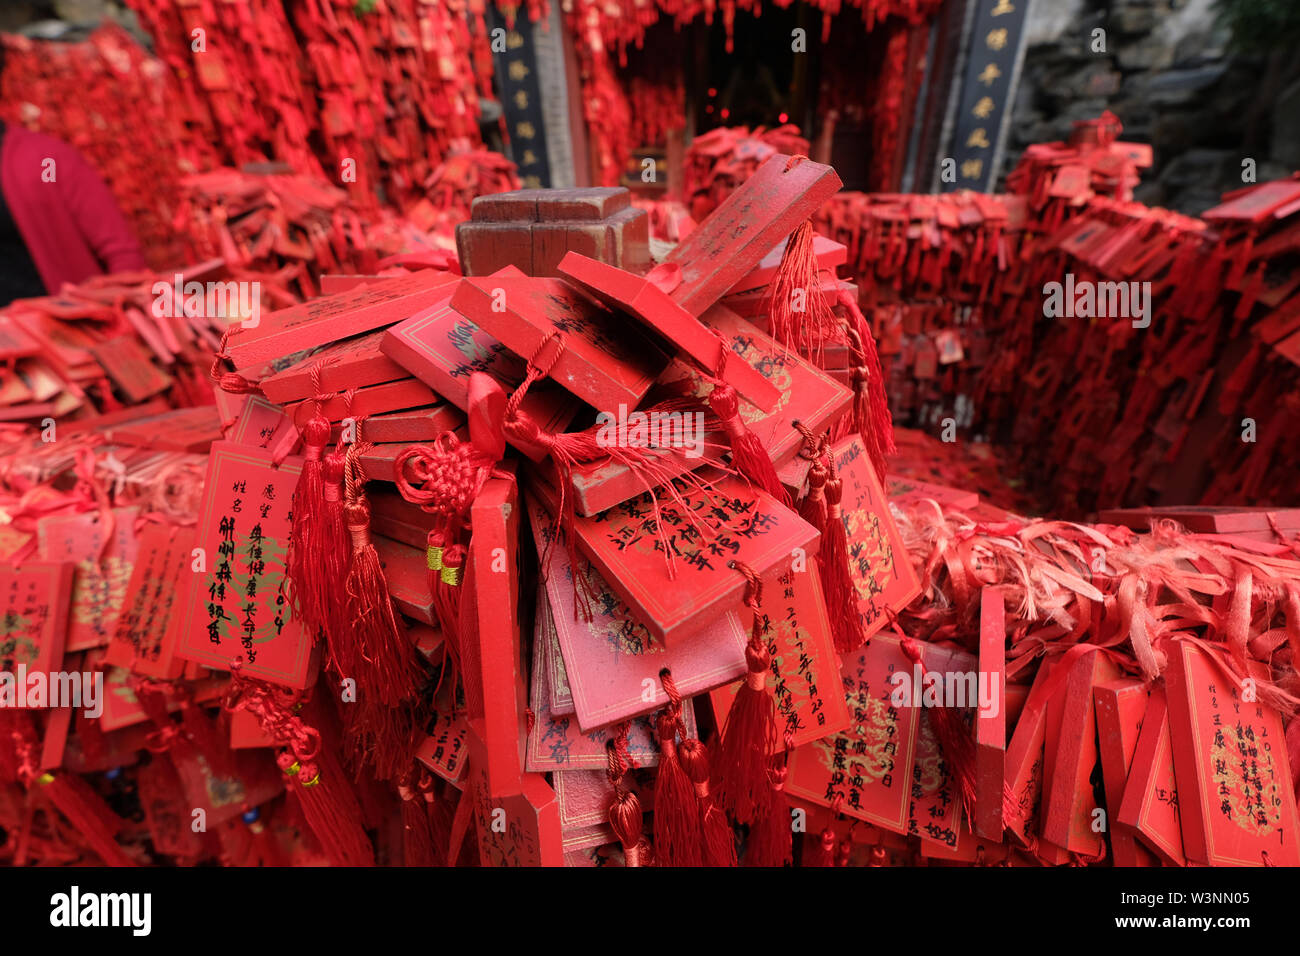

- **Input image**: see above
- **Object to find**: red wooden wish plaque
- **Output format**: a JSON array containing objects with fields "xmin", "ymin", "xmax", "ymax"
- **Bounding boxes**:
[
  {"xmin": 664, "ymin": 155, "xmax": 842, "ymax": 316},
  {"xmin": 103, "ymin": 524, "xmax": 194, "ymax": 680},
  {"xmin": 36, "ymin": 506, "xmax": 140, "ymax": 652},
  {"xmin": 529, "ymin": 470, "xmax": 819, "ymax": 645},
  {"xmin": 1164, "ymin": 641, "xmax": 1300, "ymax": 866},
  {"xmin": 526, "ymin": 496, "xmax": 747, "ymax": 731},
  {"xmin": 557, "ymin": 251, "xmax": 780, "ymax": 411},
  {"xmin": 258, "ymin": 328, "xmax": 408, "ymax": 405},
  {"xmin": 380, "ymin": 282, "xmax": 578, "ymax": 460},
  {"xmin": 0, "ymin": 562, "xmax": 75, "ymax": 707},
  {"xmin": 1094, "ymin": 678, "xmax": 1158, "ymax": 867},
  {"xmin": 831, "ymin": 435, "xmax": 923, "ymax": 639},
  {"xmin": 785, "ymin": 633, "xmax": 920, "ymax": 834},
  {"xmin": 1117, "ymin": 684, "xmax": 1187, "ymax": 867},
  {"xmin": 451, "ymin": 271, "xmax": 668, "ymax": 412},
  {"xmin": 708, "ymin": 564, "xmax": 851, "ymax": 753},
  {"xmin": 224, "ymin": 269, "xmax": 458, "ymax": 371},
  {"xmin": 174, "ymin": 442, "xmax": 315, "ymax": 689}
]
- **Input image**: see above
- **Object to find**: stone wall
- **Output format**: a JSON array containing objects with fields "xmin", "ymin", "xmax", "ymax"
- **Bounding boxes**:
[{"xmin": 1002, "ymin": 0, "xmax": 1300, "ymax": 214}]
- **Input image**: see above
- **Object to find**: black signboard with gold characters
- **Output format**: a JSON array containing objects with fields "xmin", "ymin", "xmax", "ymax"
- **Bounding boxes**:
[
  {"xmin": 941, "ymin": 0, "xmax": 1031, "ymax": 193},
  {"xmin": 487, "ymin": 3, "xmax": 553, "ymax": 189}
]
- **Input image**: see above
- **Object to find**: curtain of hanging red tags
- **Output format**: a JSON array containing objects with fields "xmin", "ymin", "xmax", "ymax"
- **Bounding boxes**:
[
  {"xmin": 808, "ymin": 114, "xmax": 1300, "ymax": 516},
  {"xmin": 0, "ymin": 26, "xmax": 191, "ymax": 269},
  {"xmin": 122, "ymin": 0, "xmax": 484, "ymax": 213},
  {"xmin": 566, "ymin": 0, "xmax": 938, "ymax": 188}
]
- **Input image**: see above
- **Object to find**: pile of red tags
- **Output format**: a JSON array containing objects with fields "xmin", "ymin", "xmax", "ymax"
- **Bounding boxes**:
[
  {"xmin": 1, "ymin": 135, "xmax": 1297, "ymax": 868},
  {"xmin": 0, "ymin": 264, "xmax": 255, "ymax": 430},
  {"xmin": 884, "ymin": 496, "xmax": 1300, "ymax": 867},
  {"xmin": 171, "ymin": 166, "xmax": 468, "ymax": 289},
  {"xmin": 0, "ymin": 24, "xmax": 510, "ymax": 283},
  {"xmin": 1006, "ymin": 110, "xmax": 1153, "ymax": 228},
  {"xmin": 0, "ymin": 154, "xmax": 920, "ymax": 867}
]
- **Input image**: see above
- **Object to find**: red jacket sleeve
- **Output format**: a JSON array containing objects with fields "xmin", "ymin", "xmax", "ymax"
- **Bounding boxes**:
[{"xmin": 53, "ymin": 139, "xmax": 147, "ymax": 274}]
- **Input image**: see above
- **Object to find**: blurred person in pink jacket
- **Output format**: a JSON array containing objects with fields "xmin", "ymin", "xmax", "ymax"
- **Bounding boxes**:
[{"xmin": 0, "ymin": 118, "xmax": 146, "ymax": 305}]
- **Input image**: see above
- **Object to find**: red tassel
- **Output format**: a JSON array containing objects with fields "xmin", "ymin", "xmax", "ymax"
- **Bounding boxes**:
[
  {"xmin": 708, "ymin": 378, "xmax": 790, "ymax": 507},
  {"xmin": 428, "ymin": 535, "xmax": 465, "ymax": 677},
  {"xmin": 796, "ymin": 451, "xmax": 866, "ymax": 653},
  {"xmin": 399, "ymin": 773, "xmax": 437, "ymax": 867},
  {"xmin": 609, "ymin": 789, "xmax": 646, "ymax": 867},
  {"xmin": 838, "ymin": 289, "xmax": 895, "ymax": 482},
  {"xmin": 745, "ymin": 792, "xmax": 792, "ymax": 866},
  {"xmin": 798, "ymin": 453, "xmax": 828, "ymax": 527},
  {"xmin": 287, "ymin": 412, "xmax": 333, "ymax": 636},
  {"xmin": 743, "ymin": 734, "xmax": 794, "ymax": 867},
  {"xmin": 678, "ymin": 738, "xmax": 737, "ymax": 866},
  {"xmin": 319, "ymin": 448, "xmax": 352, "ymax": 674},
  {"xmin": 225, "ymin": 669, "xmax": 374, "ymax": 866},
  {"xmin": 276, "ymin": 749, "xmax": 374, "ymax": 867},
  {"xmin": 651, "ymin": 669, "xmax": 703, "ymax": 866},
  {"xmin": 822, "ymin": 467, "xmax": 868, "ymax": 653},
  {"xmin": 341, "ymin": 446, "xmax": 426, "ymax": 779},
  {"xmin": 606, "ymin": 723, "xmax": 646, "ymax": 867},
  {"xmin": 767, "ymin": 218, "xmax": 838, "ymax": 356},
  {"xmin": 714, "ymin": 563, "xmax": 777, "ymax": 826},
  {"xmin": 901, "ymin": 638, "xmax": 977, "ymax": 823}
]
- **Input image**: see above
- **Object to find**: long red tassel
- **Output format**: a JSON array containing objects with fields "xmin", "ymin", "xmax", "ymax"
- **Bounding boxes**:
[
  {"xmin": 399, "ymin": 771, "xmax": 437, "ymax": 867},
  {"xmin": 319, "ymin": 447, "xmax": 352, "ymax": 674},
  {"xmin": 276, "ymin": 748, "xmax": 374, "ymax": 867},
  {"xmin": 767, "ymin": 218, "xmax": 838, "ymax": 357},
  {"xmin": 709, "ymin": 379, "xmax": 790, "ymax": 507},
  {"xmin": 288, "ymin": 410, "xmax": 333, "ymax": 636},
  {"xmin": 342, "ymin": 444, "xmax": 426, "ymax": 780},
  {"xmin": 605, "ymin": 725, "xmax": 646, "ymax": 868},
  {"xmin": 838, "ymin": 288, "xmax": 895, "ymax": 482},
  {"xmin": 651, "ymin": 669, "xmax": 702, "ymax": 866},
  {"xmin": 901, "ymin": 638, "xmax": 977, "ymax": 824},
  {"xmin": 743, "ymin": 733, "xmax": 794, "ymax": 867},
  {"xmin": 428, "ymin": 534, "xmax": 466, "ymax": 678},
  {"xmin": 822, "ymin": 464, "xmax": 868, "ymax": 653},
  {"xmin": 678, "ymin": 738, "xmax": 737, "ymax": 866},
  {"xmin": 707, "ymin": 332, "xmax": 789, "ymax": 505},
  {"xmin": 796, "ymin": 445, "xmax": 866, "ymax": 653},
  {"xmin": 798, "ymin": 450, "xmax": 829, "ymax": 527},
  {"xmin": 225, "ymin": 668, "xmax": 374, "ymax": 866},
  {"xmin": 714, "ymin": 562, "xmax": 778, "ymax": 826}
]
